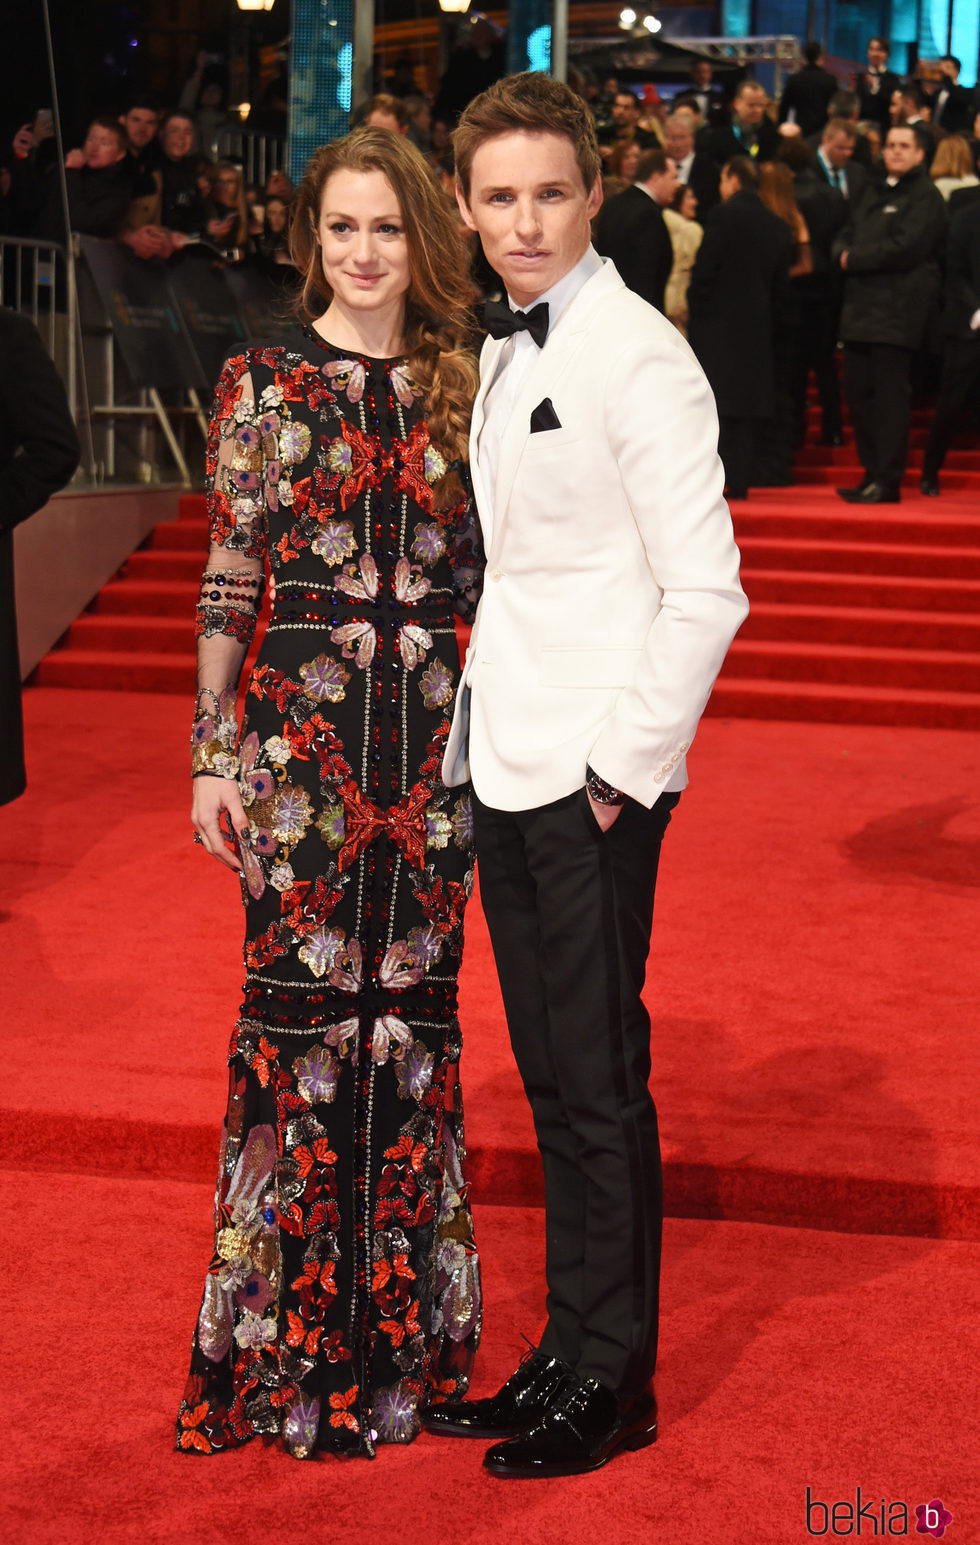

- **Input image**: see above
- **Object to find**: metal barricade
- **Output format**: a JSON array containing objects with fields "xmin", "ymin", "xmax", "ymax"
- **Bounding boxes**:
[
  {"xmin": 215, "ymin": 129, "xmax": 286, "ymax": 187},
  {"xmin": 0, "ymin": 234, "xmax": 78, "ymax": 418}
]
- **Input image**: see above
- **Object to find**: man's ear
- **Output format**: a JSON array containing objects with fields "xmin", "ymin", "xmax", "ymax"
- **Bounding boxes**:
[
  {"xmin": 586, "ymin": 177, "xmax": 603, "ymax": 221},
  {"xmin": 455, "ymin": 182, "xmax": 478, "ymax": 232}
]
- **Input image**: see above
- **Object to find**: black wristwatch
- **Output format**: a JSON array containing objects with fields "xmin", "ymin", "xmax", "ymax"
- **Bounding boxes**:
[{"xmin": 586, "ymin": 765, "xmax": 625, "ymax": 807}]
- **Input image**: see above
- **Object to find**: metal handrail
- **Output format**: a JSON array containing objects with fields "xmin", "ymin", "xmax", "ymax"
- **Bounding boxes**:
[
  {"xmin": 0, "ymin": 234, "xmax": 76, "ymax": 414},
  {"xmin": 215, "ymin": 129, "xmax": 287, "ymax": 187}
]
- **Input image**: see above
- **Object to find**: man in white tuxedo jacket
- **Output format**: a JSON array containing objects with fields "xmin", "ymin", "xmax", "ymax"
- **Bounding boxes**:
[{"xmin": 422, "ymin": 74, "xmax": 749, "ymax": 1478}]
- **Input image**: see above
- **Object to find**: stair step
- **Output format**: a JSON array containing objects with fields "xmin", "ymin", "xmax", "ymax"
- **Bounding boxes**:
[
  {"xmin": 795, "ymin": 467, "xmax": 980, "ymax": 489},
  {"xmin": 724, "ymin": 638, "xmax": 980, "ymax": 692},
  {"xmin": 67, "ymin": 615, "xmax": 196, "ymax": 655},
  {"xmin": 741, "ymin": 600, "xmax": 980, "ymax": 651},
  {"xmin": 738, "ymin": 536, "xmax": 980, "ymax": 579},
  {"xmin": 742, "ymin": 568, "xmax": 980, "ymax": 613},
  {"xmin": 795, "ymin": 445, "xmax": 980, "ymax": 470},
  {"xmin": 149, "ymin": 520, "xmax": 209, "ymax": 552},
  {"xmin": 34, "ymin": 648, "xmax": 197, "ymax": 694},
  {"xmin": 733, "ymin": 509, "xmax": 980, "ymax": 549},
  {"xmin": 125, "ymin": 550, "xmax": 205, "ymax": 582},
  {"xmin": 94, "ymin": 579, "xmax": 197, "ymax": 617},
  {"xmin": 706, "ymin": 676, "xmax": 980, "ymax": 730}
]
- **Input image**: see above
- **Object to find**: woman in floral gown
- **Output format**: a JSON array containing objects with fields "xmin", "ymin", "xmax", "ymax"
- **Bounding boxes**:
[{"xmin": 176, "ymin": 129, "xmax": 483, "ymax": 1460}]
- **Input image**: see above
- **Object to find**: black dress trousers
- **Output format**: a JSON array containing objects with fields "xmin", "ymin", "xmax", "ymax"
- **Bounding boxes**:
[
  {"xmin": 473, "ymin": 785, "xmax": 680, "ymax": 1398},
  {"xmin": 922, "ymin": 337, "xmax": 980, "ymax": 478},
  {"xmin": 842, "ymin": 340, "xmax": 913, "ymax": 491}
]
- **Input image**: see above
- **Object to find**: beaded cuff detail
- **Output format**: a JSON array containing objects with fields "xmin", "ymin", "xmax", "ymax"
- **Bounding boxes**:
[
  {"xmin": 194, "ymin": 567, "xmax": 264, "ymax": 643},
  {"xmin": 191, "ymin": 686, "xmax": 240, "ymax": 778}
]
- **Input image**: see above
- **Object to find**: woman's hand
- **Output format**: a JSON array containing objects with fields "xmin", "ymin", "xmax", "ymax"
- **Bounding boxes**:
[{"xmin": 192, "ymin": 775, "xmax": 250, "ymax": 872}]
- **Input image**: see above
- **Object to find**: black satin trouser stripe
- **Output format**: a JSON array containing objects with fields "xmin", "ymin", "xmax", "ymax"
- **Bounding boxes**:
[{"xmin": 473, "ymin": 786, "xmax": 678, "ymax": 1397}]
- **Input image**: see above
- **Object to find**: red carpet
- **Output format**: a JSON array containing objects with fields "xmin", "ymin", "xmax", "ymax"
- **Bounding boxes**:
[
  {"xmin": 3, "ymin": 688, "xmax": 978, "ymax": 1242},
  {"xmin": 6, "ymin": 1172, "xmax": 977, "ymax": 1544},
  {"xmin": 3, "ymin": 689, "xmax": 977, "ymax": 1538}
]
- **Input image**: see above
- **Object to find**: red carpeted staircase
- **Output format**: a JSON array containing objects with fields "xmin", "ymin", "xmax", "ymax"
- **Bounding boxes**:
[{"xmin": 34, "ymin": 409, "xmax": 980, "ymax": 728}]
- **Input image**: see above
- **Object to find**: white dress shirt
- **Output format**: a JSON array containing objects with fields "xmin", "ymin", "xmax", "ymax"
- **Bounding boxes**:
[
  {"xmin": 675, "ymin": 149, "xmax": 695, "ymax": 185},
  {"xmin": 478, "ymin": 245, "xmax": 603, "ymax": 514}
]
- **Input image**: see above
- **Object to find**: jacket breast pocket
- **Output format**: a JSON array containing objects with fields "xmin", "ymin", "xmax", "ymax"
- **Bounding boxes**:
[{"xmin": 538, "ymin": 647, "xmax": 642, "ymax": 689}]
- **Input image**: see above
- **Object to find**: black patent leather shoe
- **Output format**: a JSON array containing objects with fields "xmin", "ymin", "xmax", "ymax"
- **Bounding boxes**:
[
  {"xmin": 920, "ymin": 474, "xmax": 940, "ymax": 497},
  {"xmin": 849, "ymin": 481, "xmax": 901, "ymax": 504},
  {"xmin": 421, "ymin": 1352, "xmax": 572, "ymax": 1439},
  {"xmin": 836, "ymin": 481, "xmax": 873, "ymax": 502},
  {"xmin": 483, "ymin": 1375, "xmax": 658, "ymax": 1478}
]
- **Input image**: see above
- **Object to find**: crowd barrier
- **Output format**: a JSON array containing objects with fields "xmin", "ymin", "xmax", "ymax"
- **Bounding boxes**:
[
  {"xmin": 215, "ymin": 129, "xmax": 286, "ymax": 187},
  {"xmin": 1, "ymin": 233, "xmax": 289, "ymax": 485}
]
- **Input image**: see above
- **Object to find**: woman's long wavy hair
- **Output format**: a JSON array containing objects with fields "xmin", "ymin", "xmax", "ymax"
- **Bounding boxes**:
[{"xmin": 290, "ymin": 128, "xmax": 478, "ymax": 510}]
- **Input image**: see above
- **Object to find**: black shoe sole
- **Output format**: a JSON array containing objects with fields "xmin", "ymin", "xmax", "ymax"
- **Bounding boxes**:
[
  {"xmin": 483, "ymin": 1420, "xmax": 658, "ymax": 1478},
  {"xmin": 422, "ymin": 1415, "xmax": 528, "ymax": 1439}
]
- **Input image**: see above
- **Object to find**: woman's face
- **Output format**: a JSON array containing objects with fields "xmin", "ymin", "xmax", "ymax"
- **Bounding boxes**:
[
  {"xmin": 620, "ymin": 142, "xmax": 640, "ymax": 180},
  {"xmin": 680, "ymin": 185, "xmax": 698, "ymax": 220},
  {"xmin": 266, "ymin": 197, "xmax": 287, "ymax": 234},
  {"xmin": 215, "ymin": 170, "xmax": 240, "ymax": 208},
  {"xmin": 318, "ymin": 167, "xmax": 411, "ymax": 316}
]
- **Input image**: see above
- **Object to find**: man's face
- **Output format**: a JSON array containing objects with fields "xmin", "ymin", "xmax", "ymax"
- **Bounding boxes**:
[
  {"xmin": 719, "ymin": 168, "xmax": 737, "ymax": 201},
  {"xmin": 691, "ymin": 61, "xmax": 712, "ymax": 89},
  {"xmin": 648, "ymin": 158, "xmax": 679, "ymax": 206},
  {"xmin": 121, "ymin": 107, "xmax": 157, "ymax": 151},
  {"xmin": 457, "ymin": 130, "xmax": 601, "ymax": 309},
  {"xmin": 84, "ymin": 124, "xmax": 125, "ymax": 169},
  {"xmin": 735, "ymin": 86, "xmax": 766, "ymax": 128},
  {"xmin": 823, "ymin": 130, "xmax": 854, "ymax": 170},
  {"xmin": 867, "ymin": 39, "xmax": 888, "ymax": 70},
  {"xmin": 664, "ymin": 118, "xmax": 694, "ymax": 161},
  {"xmin": 612, "ymin": 93, "xmax": 639, "ymax": 130},
  {"xmin": 161, "ymin": 116, "xmax": 194, "ymax": 160},
  {"xmin": 883, "ymin": 128, "xmax": 924, "ymax": 177}
]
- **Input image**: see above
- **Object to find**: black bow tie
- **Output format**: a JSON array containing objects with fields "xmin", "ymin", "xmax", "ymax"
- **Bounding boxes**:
[{"xmin": 483, "ymin": 298, "xmax": 549, "ymax": 348}]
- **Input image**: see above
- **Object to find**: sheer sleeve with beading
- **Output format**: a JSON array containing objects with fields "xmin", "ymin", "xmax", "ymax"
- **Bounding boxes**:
[{"xmin": 191, "ymin": 360, "xmax": 267, "ymax": 778}]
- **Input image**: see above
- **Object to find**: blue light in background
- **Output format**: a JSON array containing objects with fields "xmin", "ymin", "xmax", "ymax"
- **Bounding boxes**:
[
  {"xmin": 951, "ymin": 0, "xmax": 979, "ymax": 85},
  {"xmin": 337, "ymin": 42, "xmax": 352, "ymax": 111},
  {"xmin": 527, "ymin": 25, "xmax": 552, "ymax": 73}
]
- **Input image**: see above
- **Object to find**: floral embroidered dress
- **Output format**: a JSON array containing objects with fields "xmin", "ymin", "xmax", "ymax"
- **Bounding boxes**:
[{"xmin": 176, "ymin": 328, "xmax": 483, "ymax": 1460}]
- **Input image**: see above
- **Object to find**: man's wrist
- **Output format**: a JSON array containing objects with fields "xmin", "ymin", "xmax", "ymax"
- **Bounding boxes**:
[{"xmin": 586, "ymin": 765, "xmax": 625, "ymax": 806}]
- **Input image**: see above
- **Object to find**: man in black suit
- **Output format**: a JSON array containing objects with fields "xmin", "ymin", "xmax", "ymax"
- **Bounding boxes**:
[
  {"xmin": 705, "ymin": 80, "xmax": 780, "ymax": 165},
  {"xmin": 779, "ymin": 40, "xmax": 839, "ymax": 138},
  {"xmin": 834, "ymin": 124, "xmax": 948, "ymax": 503},
  {"xmin": 813, "ymin": 117, "xmax": 868, "ymax": 203},
  {"xmin": 927, "ymin": 57, "xmax": 973, "ymax": 134},
  {"xmin": 855, "ymin": 36, "xmax": 902, "ymax": 130},
  {"xmin": 781, "ymin": 140, "xmax": 849, "ymax": 445},
  {"xmin": 594, "ymin": 148, "xmax": 678, "ymax": 313},
  {"xmin": 0, "ymin": 311, "xmax": 80, "ymax": 805},
  {"xmin": 688, "ymin": 155, "xmax": 794, "ymax": 499},
  {"xmin": 921, "ymin": 201, "xmax": 980, "ymax": 493},
  {"xmin": 807, "ymin": 89, "xmax": 874, "ymax": 168},
  {"xmin": 664, "ymin": 111, "xmax": 719, "ymax": 217},
  {"xmin": 687, "ymin": 57, "xmax": 728, "ymax": 128}
]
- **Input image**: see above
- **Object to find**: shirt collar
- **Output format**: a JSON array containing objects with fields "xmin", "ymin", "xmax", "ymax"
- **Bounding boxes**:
[{"xmin": 506, "ymin": 245, "xmax": 602, "ymax": 340}]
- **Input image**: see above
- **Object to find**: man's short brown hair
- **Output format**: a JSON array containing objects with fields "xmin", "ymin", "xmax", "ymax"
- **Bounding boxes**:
[
  {"xmin": 822, "ymin": 116, "xmax": 858, "ymax": 143},
  {"xmin": 453, "ymin": 72, "xmax": 601, "ymax": 201},
  {"xmin": 363, "ymin": 93, "xmax": 409, "ymax": 129},
  {"xmin": 636, "ymin": 147, "xmax": 668, "ymax": 181}
]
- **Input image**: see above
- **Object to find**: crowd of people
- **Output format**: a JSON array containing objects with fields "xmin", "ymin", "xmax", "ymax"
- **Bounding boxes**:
[{"xmin": 3, "ymin": 33, "xmax": 980, "ymax": 501}]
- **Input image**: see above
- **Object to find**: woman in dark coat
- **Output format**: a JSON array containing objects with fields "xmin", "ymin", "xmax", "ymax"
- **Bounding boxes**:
[{"xmin": 0, "ymin": 309, "xmax": 80, "ymax": 804}]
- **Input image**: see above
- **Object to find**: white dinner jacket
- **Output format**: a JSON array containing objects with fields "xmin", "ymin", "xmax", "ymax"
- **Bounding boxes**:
[{"xmin": 442, "ymin": 259, "xmax": 749, "ymax": 811}]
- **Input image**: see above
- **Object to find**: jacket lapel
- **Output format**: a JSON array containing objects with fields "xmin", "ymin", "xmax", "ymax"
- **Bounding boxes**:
[
  {"xmin": 469, "ymin": 332, "xmax": 507, "ymax": 549},
  {"xmin": 492, "ymin": 261, "xmax": 623, "ymax": 534}
]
